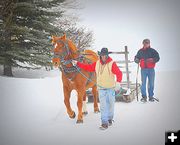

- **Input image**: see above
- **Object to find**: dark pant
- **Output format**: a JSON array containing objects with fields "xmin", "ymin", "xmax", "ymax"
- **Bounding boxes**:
[{"xmin": 141, "ymin": 68, "xmax": 155, "ymax": 98}]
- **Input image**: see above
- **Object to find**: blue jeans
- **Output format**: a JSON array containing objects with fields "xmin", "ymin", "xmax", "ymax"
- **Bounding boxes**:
[
  {"xmin": 141, "ymin": 68, "xmax": 155, "ymax": 98},
  {"xmin": 98, "ymin": 89, "xmax": 115, "ymax": 124}
]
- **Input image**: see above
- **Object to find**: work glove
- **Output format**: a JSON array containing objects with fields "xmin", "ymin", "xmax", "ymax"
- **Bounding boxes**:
[
  {"xmin": 115, "ymin": 82, "xmax": 121, "ymax": 91},
  {"xmin": 71, "ymin": 60, "xmax": 78, "ymax": 66},
  {"xmin": 134, "ymin": 57, "xmax": 140, "ymax": 64},
  {"xmin": 146, "ymin": 58, "xmax": 154, "ymax": 63}
]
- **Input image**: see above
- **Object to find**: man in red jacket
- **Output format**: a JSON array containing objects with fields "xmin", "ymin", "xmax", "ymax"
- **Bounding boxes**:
[
  {"xmin": 134, "ymin": 39, "xmax": 160, "ymax": 102},
  {"xmin": 72, "ymin": 48, "xmax": 122, "ymax": 130}
]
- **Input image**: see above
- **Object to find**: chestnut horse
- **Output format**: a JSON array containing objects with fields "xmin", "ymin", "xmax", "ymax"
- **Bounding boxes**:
[{"xmin": 51, "ymin": 34, "xmax": 99, "ymax": 123}]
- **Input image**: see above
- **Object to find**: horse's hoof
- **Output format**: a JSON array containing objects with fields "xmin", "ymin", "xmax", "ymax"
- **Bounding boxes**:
[
  {"xmin": 83, "ymin": 111, "xmax": 88, "ymax": 116},
  {"xmin": 70, "ymin": 111, "xmax": 76, "ymax": 119},
  {"xmin": 76, "ymin": 120, "xmax": 83, "ymax": 124},
  {"xmin": 94, "ymin": 109, "xmax": 100, "ymax": 113}
]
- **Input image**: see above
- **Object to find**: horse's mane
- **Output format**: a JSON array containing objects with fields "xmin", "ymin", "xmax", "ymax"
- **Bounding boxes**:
[
  {"xmin": 52, "ymin": 34, "xmax": 99, "ymax": 63},
  {"xmin": 67, "ymin": 39, "xmax": 78, "ymax": 53}
]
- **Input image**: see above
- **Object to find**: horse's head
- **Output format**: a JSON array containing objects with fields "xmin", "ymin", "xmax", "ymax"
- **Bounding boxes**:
[
  {"xmin": 51, "ymin": 34, "xmax": 67, "ymax": 67},
  {"xmin": 51, "ymin": 34, "xmax": 78, "ymax": 67},
  {"xmin": 51, "ymin": 34, "xmax": 67, "ymax": 53}
]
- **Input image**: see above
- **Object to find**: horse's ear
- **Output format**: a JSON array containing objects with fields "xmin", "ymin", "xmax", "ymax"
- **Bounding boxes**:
[
  {"xmin": 51, "ymin": 35, "xmax": 56, "ymax": 43},
  {"xmin": 62, "ymin": 33, "xmax": 66, "ymax": 40}
]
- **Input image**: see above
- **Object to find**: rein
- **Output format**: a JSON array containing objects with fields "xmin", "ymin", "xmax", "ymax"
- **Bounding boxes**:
[
  {"xmin": 73, "ymin": 64, "xmax": 124, "ymax": 97},
  {"xmin": 53, "ymin": 40, "xmax": 124, "ymax": 96},
  {"xmin": 53, "ymin": 39, "xmax": 84, "ymax": 82}
]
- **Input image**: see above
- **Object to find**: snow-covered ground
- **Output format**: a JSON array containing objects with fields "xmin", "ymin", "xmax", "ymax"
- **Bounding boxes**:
[
  {"xmin": 0, "ymin": 71, "xmax": 180, "ymax": 145},
  {"xmin": 0, "ymin": 65, "xmax": 59, "ymax": 78}
]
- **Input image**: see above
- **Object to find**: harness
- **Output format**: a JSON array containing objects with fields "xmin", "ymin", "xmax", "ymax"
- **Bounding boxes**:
[
  {"xmin": 52, "ymin": 39, "xmax": 123, "ymax": 96},
  {"xmin": 53, "ymin": 39, "xmax": 93, "ymax": 83}
]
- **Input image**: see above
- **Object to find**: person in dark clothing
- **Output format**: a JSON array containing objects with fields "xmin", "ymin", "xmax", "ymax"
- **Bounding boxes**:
[{"xmin": 134, "ymin": 39, "xmax": 160, "ymax": 102}]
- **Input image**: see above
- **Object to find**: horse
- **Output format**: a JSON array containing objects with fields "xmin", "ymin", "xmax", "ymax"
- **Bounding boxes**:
[{"xmin": 51, "ymin": 34, "xmax": 100, "ymax": 123}]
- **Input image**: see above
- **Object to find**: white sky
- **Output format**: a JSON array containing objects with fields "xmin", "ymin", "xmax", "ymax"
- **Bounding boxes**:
[{"xmin": 74, "ymin": 0, "xmax": 180, "ymax": 71}]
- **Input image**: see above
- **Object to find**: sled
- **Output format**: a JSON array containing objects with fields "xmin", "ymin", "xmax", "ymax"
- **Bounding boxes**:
[{"xmin": 87, "ymin": 46, "xmax": 141, "ymax": 103}]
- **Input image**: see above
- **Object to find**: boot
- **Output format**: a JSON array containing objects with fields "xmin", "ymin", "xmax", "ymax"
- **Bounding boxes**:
[
  {"xmin": 99, "ymin": 124, "xmax": 108, "ymax": 130},
  {"xmin": 108, "ymin": 119, "xmax": 114, "ymax": 126},
  {"xmin": 149, "ymin": 97, "xmax": 155, "ymax": 102},
  {"xmin": 141, "ymin": 97, "xmax": 147, "ymax": 103}
]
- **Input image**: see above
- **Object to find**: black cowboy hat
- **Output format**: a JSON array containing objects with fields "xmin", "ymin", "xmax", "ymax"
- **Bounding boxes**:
[{"xmin": 98, "ymin": 48, "xmax": 112, "ymax": 56}]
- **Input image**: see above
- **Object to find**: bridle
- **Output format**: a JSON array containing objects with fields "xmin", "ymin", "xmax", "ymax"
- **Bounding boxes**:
[
  {"xmin": 52, "ymin": 39, "xmax": 124, "ymax": 96},
  {"xmin": 53, "ymin": 39, "xmax": 83, "ymax": 81},
  {"xmin": 53, "ymin": 39, "xmax": 71, "ymax": 64}
]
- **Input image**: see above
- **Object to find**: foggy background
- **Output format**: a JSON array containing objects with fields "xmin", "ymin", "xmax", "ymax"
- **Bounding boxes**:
[
  {"xmin": 0, "ymin": 1, "xmax": 180, "ymax": 145},
  {"xmin": 77, "ymin": 0, "xmax": 180, "ymax": 71},
  {"xmin": 1, "ymin": 0, "xmax": 180, "ymax": 77}
]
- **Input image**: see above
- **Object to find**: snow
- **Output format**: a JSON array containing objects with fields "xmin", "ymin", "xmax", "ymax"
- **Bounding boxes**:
[
  {"xmin": 0, "ymin": 65, "xmax": 60, "ymax": 78},
  {"xmin": 0, "ymin": 71, "xmax": 180, "ymax": 145}
]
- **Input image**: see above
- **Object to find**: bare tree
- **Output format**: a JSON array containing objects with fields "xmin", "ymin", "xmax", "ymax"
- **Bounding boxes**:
[
  {"xmin": 60, "ymin": 0, "xmax": 84, "ymax": 10},
  {"xmin": 53, "ymin": 0, "xmax": 94, "ymax": 51}
]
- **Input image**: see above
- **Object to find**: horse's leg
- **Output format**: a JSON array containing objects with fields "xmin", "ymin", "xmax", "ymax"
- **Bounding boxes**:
[
  {"xmin": 76, "ymin": 90, "xmax": 85, "ymax": 123},
  {"xmin": 92, "ymin": 85, "xmax": 100, "ymax": 113},
  {"xmin": 83, "ymin": 94, "xmax": 87, "ymax": 113},
  {"xmin": 82, "ymin": 94, "xmax": 88, "ymax": 115},
  {"xmin": 63, "ymin": 86, "xmax": 76, "ymax": 119}
]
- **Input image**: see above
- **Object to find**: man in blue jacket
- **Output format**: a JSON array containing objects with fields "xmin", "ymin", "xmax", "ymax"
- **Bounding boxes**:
[{"xmin": 134, "ymin": 39, "xmax": 160, "ymax": 102}]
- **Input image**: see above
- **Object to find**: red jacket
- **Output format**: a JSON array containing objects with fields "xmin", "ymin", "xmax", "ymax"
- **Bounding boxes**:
[
  {"xmin": 139, "ymin": 58, "xmax": 155, "ymax": 68},
  {"xmin": 134, "ymin": 47, "xmax": 160, "ymax": 69},
  {"xmin": 77, "ymin": 57, "xmax": 122, "ymax": 82}
]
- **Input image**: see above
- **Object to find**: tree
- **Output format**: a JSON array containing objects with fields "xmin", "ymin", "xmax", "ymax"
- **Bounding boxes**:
[
  {"xmin": 0, "ymin": 0, "xmax": 95, "ymax": 77},
  {"xmin": 0, "ymin": 0, "xmax": 66, "ymax": 76},
  {"xmin": 53, "ymin": 5, "xmax": 94, "ymax": 51}
]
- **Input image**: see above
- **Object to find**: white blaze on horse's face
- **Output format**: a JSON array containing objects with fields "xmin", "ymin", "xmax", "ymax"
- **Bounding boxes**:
[
  {"xmin": 54, "ymin": 43, "xmax": 58, "ymax": 49},
  {"xmin": 54, "ymin": 41, "xmax": 65, "ymax": 53},
  {"xmin": 53, "ymin": 42, "xmax": 63, "ymax": 55}
]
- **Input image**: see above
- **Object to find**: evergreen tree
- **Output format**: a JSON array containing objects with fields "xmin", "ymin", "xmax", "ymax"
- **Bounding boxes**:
[{"xmin": 0, "ymin": 0, "xmax": 66, "ymax": 76}]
